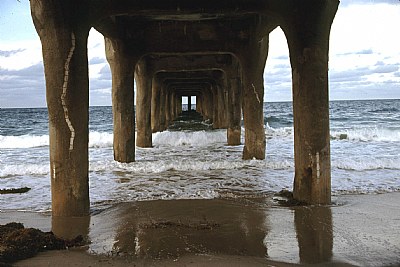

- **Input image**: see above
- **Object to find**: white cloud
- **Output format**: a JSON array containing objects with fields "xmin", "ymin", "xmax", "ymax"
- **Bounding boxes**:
[
  {"xmin": 263, "ymin": 2, "xmax": 400, "ymax": 102},
  {"xmin": 330, "ymin": 3, "xmax": 400, "ymax": 65},
  {"xmin": 0, "ymin": 40, "xmax": 42, "ymax": 70}
]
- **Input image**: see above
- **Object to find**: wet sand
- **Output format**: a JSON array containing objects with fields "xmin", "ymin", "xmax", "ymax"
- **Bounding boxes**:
[{"xmin": 1, "ymin": 192, "xmax": 399, "ymax": 266}]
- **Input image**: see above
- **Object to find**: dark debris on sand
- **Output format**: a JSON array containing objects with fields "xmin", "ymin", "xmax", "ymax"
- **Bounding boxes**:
[
  {"xmin": 273, "ymin": 190, "xmax": 307, "ymax": 206},
  {"xmin": 140, "ymin": 219, "xmax": 220, "ymax": 230},
  {"xmin": 0, "ymin": 187, "xmax": 31, "ymax": 195},
  {"xmin": 0, "ymin": 222, "xmax": 84, "ymax": 264}
]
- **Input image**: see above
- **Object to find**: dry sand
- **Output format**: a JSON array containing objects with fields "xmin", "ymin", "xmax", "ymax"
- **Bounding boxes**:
[{"xmin": 1, "ymin": 192, "xmax": 399, "ymax": 266}]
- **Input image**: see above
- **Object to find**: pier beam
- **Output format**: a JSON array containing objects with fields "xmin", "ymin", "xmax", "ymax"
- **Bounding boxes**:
[
  {"xmin": 136, "ymin": 59, "xmax": 153, "ymax": 148},
  {"xmin": 106, "ymin": 39, "xmax": 136, "ymax": 162},
  {"xmin": 30, "ymin": 1, "xmax": 90, "ymax": 218},
  {"xmin": 283, "ymin": 2, "xmax": 338, "ymax": 204}
]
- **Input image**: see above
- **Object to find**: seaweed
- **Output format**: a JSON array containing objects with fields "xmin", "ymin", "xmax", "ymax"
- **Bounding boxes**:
[
  {"xmin": 0, "ymin": 223, "xmax": 84, "ymax": 264},
  {"xmin": 0, "ymin": 187, "xmax": 31, "ymax": 195}
]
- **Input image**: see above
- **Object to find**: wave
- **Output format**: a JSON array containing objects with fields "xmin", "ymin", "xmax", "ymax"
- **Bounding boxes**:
[
  {"xmin": 333, "ymin": 158, "xmax": 400, "ymax": 171},
  {"xmin": 265, "ymin": 124, "xmax": 400, "ymax": 142},
  {"xmin": 89, "ymin": 158, "xmax": 294, "ymax": 174},
  {"xmin": 0, "ymin": 164, "xmax": 49, "ymax": 178},
  {"xmin": 370, "ymin": 107, "xmax": 399, "ymax": 113},
  {"xmin": 265, "ymin": 124, "xmax": 293, "ymax": 139},
  {"xmin": 153, "ymin": 130, "xmax": 227, "ymax": 146},
  {"xmin": 0, "ymin": 132, "xmax": 114, "ymax": 149},
  {"xmin": 1, "ymin": 125, "xmax": 399, "ymax": 150},
  {"xmin": 0, "ymin": 130, "xmax": 226, "ymax": 149},
  {"xmin": 0, "ymin": 134, "xmax": 48, "ymax": 148},
  {"xmin": 330, "ymin": 128, "xmax": 400, "ymax": 142},
  {"xmin": 88, "ymin": 131, "xmax": 113, "ymax": 148}
]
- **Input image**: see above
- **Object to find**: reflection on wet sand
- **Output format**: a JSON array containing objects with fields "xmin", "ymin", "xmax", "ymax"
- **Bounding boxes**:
[
  {"xmin": 52, "ymin": 198, "xmax": 337, "ymax": 264},
  {"xmin": 99, "ymin": 199, "xmax": 268, "ymax": 259},
  {"xmin": 13, "ymin": 193, "xmax": 400, "ymax": 266},
  {"xmin": 294, "ymin": 206, "xmax": 333, "ymax": 264}
]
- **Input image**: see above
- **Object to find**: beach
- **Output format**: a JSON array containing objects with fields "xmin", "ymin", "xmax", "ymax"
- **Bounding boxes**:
[{"xmin": 1, "ymin": 192, "xmax": 399, "ymax": 266}]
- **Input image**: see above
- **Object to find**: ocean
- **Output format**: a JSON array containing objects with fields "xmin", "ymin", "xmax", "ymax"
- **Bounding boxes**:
[{"xmin": 1, "ymin": 99, "xmax": 399, "ymax": 212}]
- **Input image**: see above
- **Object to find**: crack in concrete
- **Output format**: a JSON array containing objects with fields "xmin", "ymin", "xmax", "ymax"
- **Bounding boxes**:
[
  {"xmin": 251, "ymin": 83, "xmax": 261, "ymax": 103},
  {"xmin": 61, "ymin": 32, "xmax": 76, "ymax": 152}
]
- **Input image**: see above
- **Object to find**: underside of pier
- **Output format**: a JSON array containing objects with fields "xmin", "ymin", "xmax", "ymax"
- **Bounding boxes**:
[{"xmin": 30, "ymin": 0, "xmax": 339, "ymax": 221}]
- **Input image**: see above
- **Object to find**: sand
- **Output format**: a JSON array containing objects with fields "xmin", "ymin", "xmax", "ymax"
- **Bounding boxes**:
[{"xmin": 1, "ymin": 192, "xmax": 399, "ymax": 266}]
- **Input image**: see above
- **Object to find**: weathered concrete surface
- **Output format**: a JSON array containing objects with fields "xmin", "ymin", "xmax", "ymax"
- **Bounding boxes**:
[
  {"xmin": 31, "ymin": 0, "xmax": 90, "ymax": 217},
  {"xmin": 105, "ymin": 39, "xmax": 136, "ymax": 162},
  {"xmin": 282, "ymin": 1, "xmax": 338, "ymax": 204},
  {"xmin": 30, "ymin": 0, "xmax": 339, "ymax": 219},
  {"xmin": 135, "ymin": 59, "xmax": 153, "ymax": 148},
  {"xmin": 239, "ymin": 30, "xmax": 269, "ymax": 160}
]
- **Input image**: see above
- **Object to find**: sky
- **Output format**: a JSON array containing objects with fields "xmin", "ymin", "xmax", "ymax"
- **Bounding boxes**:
[{"xmin": 0, "ymin": 0, "xmax": 399, "ymax": 108}]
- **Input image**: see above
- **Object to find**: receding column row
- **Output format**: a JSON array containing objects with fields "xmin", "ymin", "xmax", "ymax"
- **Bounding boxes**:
[{"xmin": 30, "ymin": 0, "xmax": 338, "ymax": 221}]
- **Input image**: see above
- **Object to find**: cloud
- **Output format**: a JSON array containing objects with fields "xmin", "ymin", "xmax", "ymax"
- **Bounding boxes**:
[
  {"xmin": 89, "ymin": 57, "xmax": 106, "ymax": 65},
  {"xmin": 0, "ymin": 60, "xmax": 113, "ymax": 107},
  {"xmin": 0, "ymin": 49, "xmax": 25, "ymax": 57},
  {"xmin": 330, "ymin": 63, "xmax": 399, "ymax": 82},
  {"xmin": 373, "ymin": 64, "xmax": 399, "ymax": 74},
  {"xmin": 0, "ymin": 63, "xmax": 46, "ymax": 108},
  {"xmin": 340, "ymin": 0, "xmax": 400, "ymax": 6},
  {"xmin": 338, "ymin": 49, "xmax": 374, "ymax": 56}
]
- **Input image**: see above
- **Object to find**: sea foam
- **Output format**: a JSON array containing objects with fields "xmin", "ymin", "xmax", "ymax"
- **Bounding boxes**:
[
  {"xmin": 331, "ymin": 128, "xmax": 400, "ymax": 142},
  {"xmin": 153, "ymin": 130, "xmax": 227, "ymax": 146}
]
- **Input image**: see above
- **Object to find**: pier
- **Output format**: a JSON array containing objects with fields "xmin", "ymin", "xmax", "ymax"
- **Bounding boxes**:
[{"xmin": 30, "ymin": 0, "xmax": 339, "ymax": 217}]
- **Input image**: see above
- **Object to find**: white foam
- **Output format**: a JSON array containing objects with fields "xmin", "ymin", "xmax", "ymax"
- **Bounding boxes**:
[
  {"xmin": 88, "ymin": 154, "xmax": 293, "ymax": 174},
  {"xmin": 331, "ymin": 127, "xmax": 400, "ymax": 142},
  {"xmin": 88, "ymin": 131, "xmax": 113, "ymax": 148},
  {"xmin": 265, "ymin": 124, "xmax": 293, "ymax": 139},
  {"xmin": 0, "ymin": 131, "xmax": 114, "ymax": 149},
  {"xmin": 0, "ymin": 164, "xmax": 49, "ymax": 178},
  {"xmin": 153, "ymin": 130, "xmax": 227, "ymax": 146},
  {"xmin": 333, "ymin": 158, "xmax": 400, "ymax": 171},
  {"xmin": 0, "ymin": 134, "xmax": 48, "ymax": 148}
]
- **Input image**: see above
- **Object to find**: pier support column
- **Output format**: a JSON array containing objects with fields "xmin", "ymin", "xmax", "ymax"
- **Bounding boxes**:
[
  {"xmin": 204, "ymin": 87, "xmax": 214, "ymax": 122},
  {"xmin": 196, "ymin": 95, "xmax": 202, "ymax": 114},
  {"xmin": 151, "ymin": 76, "xmax": 161, "ymax": 133},
  {"xmin": 177, "ymin": 96, "xmax": 182, "ymax": 115},
  {"xmin": 135, "ymin": 59, "xmax": 152, "ymax": 147},
  {"xmin": 165, "ymin": 89, "xmax": 171, "ymax": 127},
  {"xmin": 159, "ymin": 85, "xmax": 167, "ymax": 131},
  {"xmin": 171, "ymin": 92, "xmax": 177, "ymax": 120},
  {"xmin": 283, "ymin": 2, "xmax": 338, "ymax": 204},
  {"xmin": 227, "ymin": 77, "xmax": 242, "ymax": 145},
  {"xmin": 31, "ymin": 1, "xmax": 90, "ymax": 217},
  {"xmin": 218, "ymin": 81, "xmax": 228, "ymax": 129},
  {"xmin": 106, "ymin": 39, "xmax": 136, "ymax": 162},
  {"xmin": 188, "ymin": 95, "xmax": 192, "ymax": 111},
  {"xmin": 212, "ymin": 87, "xmax": 220, "ymax": 128},
  {"xmin": 239, "ymin": 36, "xmax": 268, "ymax": 160}
]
